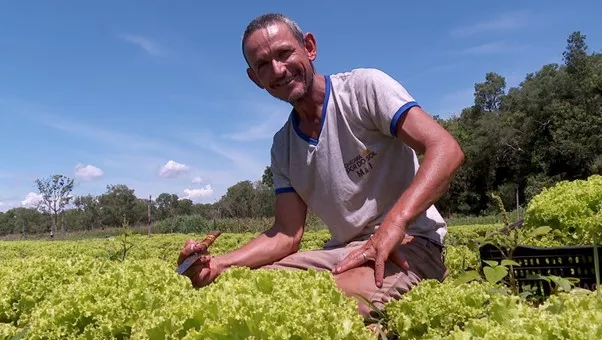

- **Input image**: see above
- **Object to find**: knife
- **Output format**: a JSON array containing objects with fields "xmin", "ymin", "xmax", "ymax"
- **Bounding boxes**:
[{"xmin": 176, "ymin": 231, "xmax": 221, "ymax": 275}]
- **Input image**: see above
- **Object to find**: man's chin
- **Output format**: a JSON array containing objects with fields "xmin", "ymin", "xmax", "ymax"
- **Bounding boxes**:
[{"xmin": 271, "ymin": 89, "xmax": 306, "ymax": 104}]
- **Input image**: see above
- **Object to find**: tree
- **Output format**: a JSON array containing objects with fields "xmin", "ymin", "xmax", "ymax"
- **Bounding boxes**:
[
  {"xmin": 73, "ymin": 194, "xmax": 101, "ymax": 230},
  {"xmin": 156, "ymin": 193, "xmax": 179, "ymax": 219},
  {"xmin": 35, "ymin": 174, "xmax": 74, "ymax": 236},
  {"xmin": 563, "ymin": 31, "xmax": 588, "ymax": 75},
  {"xmin": 261, "ymin": 166, "xmax": 274, "ymax": 189},
  {"xmin": 97, "ymin": 184, "xmax": 138, "ymax": 228},
  {"xmin": 251, "ymin": 181, "xmax": 275, "ymax": 217},
  {"xmin": 474, "ymin": 72, "xmax": 506, "ymax": 113},
  {"xmin": 175, "ymin": 199, "xmax": 193, "ymax": 216},
  {"xmin": 219, "ymin": 180, "xmax": 256, "ymax": 218}
]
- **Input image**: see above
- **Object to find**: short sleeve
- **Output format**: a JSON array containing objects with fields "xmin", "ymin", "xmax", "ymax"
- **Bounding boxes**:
[
  {"xmin": 353, "ymin": 68, "xmax": 420, "ymax": 137},
  {"xmin": 270, "ymin": 139, "xmax": 295, "ymax": 195}
]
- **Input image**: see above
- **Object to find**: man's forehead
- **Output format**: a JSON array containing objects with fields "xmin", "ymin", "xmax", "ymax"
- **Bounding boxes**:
[
  {"xmin": 264, "ymin": 24, "xmax": 281, "ymax": 38},
  {"xmin": 245, "ymin": 23, "xmax": 296, "ymax": 54}
]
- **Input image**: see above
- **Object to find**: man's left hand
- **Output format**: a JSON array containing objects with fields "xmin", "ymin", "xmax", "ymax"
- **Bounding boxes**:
[{"xmin": 332, "ymin": 223, "xmax": 410, "ymax": 288}]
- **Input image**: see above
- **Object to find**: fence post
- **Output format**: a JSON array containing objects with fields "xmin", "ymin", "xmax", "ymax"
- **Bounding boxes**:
[{"xmin": 147, "ymin": 195, "xmax": 152, "ymax": 237}]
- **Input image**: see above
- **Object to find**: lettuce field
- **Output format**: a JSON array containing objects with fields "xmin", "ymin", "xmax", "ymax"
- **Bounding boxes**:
[{"xmin": 1, "ymin": 175, "xmax": 601, "ymax": 339}]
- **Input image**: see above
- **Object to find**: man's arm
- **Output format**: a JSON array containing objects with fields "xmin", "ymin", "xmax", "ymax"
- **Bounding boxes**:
[
  {"xmin": 382, "ymin": 105, "xmax": 464, "ymax": 229},
  {"xmin": 334, "ymin": 105, "xmax": 464, "ymax": 287},
  {"xmin": 179, "ymin": 191, "xmax": 307, "ymax": 288},
  {"xmin": 216, "ymin": 191, "xmax": 307, "ymax": 269}
]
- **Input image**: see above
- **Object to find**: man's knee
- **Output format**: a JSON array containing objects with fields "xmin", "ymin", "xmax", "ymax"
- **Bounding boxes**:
[
  {"xmin": 333, "ymin": 237, "xmax": 446, "ymax": 317},
  {"xmin": 260, "ymin": 248, "xmax": 341, "ymax": 271},
  {"xmin": 333, "ymin": 265, "xmax": 377, "ymax": 317},
  {"xmin": 333, "ymin": 264, "xmax": 420, "ymax": 318}
]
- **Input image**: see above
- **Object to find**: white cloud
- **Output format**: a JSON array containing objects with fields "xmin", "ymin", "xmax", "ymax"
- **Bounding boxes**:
[
  {"xmin": 192, "ymin": 176, "xmax": 204, "ymax": 184},
  {"xmin": 159, "ymin": 160, "xmax": 190, "ymax": 178},
  {"xmin": 119, "ymin": 34, "xmax": 165, "ymax": 56},
  {"xmin": 20, "ymin": 109, "xmax": 189, "ymax": 158},
  {"xmin": 21, "ymin": 192, "xmax": 43, "ymax": 208},
  {"xmin": 450, "ymin": 10, "xmax": 531, "ymax": 37},
  {"xmin": 0, "ymin": 201, "xmax": 9, "ymax": 212},
  {"xmin": 0, "ymin": 201, "xmax": 20, "ymax": 212},
  {"xmin": 221, "ymin": 101, "xmax": 289, "ymax": 142},
  {"xmin": 181, "ymin": 185, "xmax": 214, "ymax": 201},
  {"xmin": 460, "ymin": 42, "xmax": 528, "ymax": 55},
  {"xmin": 74, "ymin": 164, "xmax": 104, "ymax": 181},
  {"xmin": 183, "ymin": 130, "xmax": 266, "ymax": 176},
  {"xmin": 222, "ymin": 113, "xmax": 286, "ymax": 141}
]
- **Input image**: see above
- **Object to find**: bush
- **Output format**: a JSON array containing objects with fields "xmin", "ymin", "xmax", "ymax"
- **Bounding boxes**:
[
  {"xmin": 524, "ymin": 175, "xmax": 602, "ymax": 243},
  {"xmin": 153, "ymin": 215, "xmax": 216, "ymax": 234}
]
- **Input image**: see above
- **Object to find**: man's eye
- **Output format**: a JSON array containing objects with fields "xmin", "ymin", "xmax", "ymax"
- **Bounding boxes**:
[{"xmin": 279, "ymin": 50, "xmax": 292, "ymax": 59}]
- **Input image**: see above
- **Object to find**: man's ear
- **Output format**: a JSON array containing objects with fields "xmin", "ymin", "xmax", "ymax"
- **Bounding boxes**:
[
  {"xmin": 247, "ymin": 68, "xmax": 264, "ymax": 89},
  {"xmin": 304, "ymin": 32, "xmax": 317, "ymax": 62}
]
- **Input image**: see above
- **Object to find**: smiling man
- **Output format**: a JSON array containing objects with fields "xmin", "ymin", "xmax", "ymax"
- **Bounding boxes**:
[{"xmin": 178, "ymin": 13, "xmax": 464, "ymax": 317}]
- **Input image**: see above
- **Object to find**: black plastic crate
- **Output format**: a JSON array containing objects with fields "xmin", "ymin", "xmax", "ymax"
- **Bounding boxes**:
[{"xmin": 479, "ymin": 243, "xmax": 601, "ymax": 295}]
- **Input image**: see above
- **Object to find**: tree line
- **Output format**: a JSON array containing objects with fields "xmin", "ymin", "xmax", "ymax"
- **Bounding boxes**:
[
  {"xmin": 1, "ymin": 31, "xmax": 600, "ymax": 236},
  {"xmin": 0, "ymin": 172, "xmax": 275, "ymax": 236},
  {"xmin": 434, "ymin": 31, "xmax": 601, "ymax": 216}
]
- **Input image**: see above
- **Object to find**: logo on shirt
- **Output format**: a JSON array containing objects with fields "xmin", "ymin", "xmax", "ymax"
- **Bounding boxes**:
[{"xmin": 344, "ymin": 148, "xmax": 377, "ymax": 179}]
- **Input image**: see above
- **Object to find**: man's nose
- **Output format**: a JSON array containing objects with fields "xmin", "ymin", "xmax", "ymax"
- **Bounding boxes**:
[{"xmin": 271, "ymin": 59, "xmax": 286, "ymax": 76}]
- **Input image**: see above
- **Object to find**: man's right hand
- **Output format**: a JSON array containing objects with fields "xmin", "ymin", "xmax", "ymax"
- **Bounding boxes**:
[{"xmin": 178, "ymin": 239, "xmax": 227, "ymax": 288}]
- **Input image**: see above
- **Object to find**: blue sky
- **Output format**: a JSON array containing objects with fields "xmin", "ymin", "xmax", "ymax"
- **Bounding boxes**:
[{"xmin": 1, "ymin": 1, "xmax": 601, "ymax": 211}]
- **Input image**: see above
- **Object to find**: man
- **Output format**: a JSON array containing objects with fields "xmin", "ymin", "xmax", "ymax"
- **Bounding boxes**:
[{"xmin": 178, "ymin": 13, "xmax": 464, "ymax": 317}]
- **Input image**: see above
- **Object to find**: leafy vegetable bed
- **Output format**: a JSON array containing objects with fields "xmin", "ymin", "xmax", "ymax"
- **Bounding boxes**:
[{"xmin": 1, "ymin": 176, "xmax": 600, "ymax": 339}]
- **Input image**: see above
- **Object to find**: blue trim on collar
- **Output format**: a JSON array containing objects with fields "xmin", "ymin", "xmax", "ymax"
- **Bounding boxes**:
[{"xmin": 291, "ymin": 75, "xmax": 331, "ymax": 146}]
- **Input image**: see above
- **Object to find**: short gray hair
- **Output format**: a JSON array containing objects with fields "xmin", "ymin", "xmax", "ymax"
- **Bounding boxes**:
[{"xmin": 242, "ymin": 13, "xmax": 304, "ymax": 65}]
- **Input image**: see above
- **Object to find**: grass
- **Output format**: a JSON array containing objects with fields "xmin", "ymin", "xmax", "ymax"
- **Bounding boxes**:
[{"xmin": 0, "ymin": 212, "xmax": 507, "ymax": 242}]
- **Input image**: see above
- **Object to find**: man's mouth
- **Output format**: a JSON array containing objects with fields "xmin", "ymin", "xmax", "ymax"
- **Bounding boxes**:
[{"xmin": 273, "ymin": 74, "xmax": 297, "ymax": 88}]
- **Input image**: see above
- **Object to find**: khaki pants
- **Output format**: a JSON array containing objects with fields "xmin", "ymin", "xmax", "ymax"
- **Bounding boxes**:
[{"xmin": 261, "ymin": 234, "xmax": 447, "ymax": 315}]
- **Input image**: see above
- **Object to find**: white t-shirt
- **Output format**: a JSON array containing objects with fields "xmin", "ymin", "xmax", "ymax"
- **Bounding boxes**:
[{"xmin": 270, "ymin": 68, "xmax": 447, "ymax": 246}]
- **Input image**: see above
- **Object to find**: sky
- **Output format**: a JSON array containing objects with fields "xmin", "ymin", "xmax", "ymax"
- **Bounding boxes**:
[{"xmin": 1, "ymin": 1, "xmax": 601, "ymax": 212}]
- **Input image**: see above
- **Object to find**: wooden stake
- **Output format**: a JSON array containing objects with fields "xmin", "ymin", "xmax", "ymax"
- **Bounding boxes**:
[{"xmin": 147, "ymin": 194, "xmax": 152, "ymax": 237}]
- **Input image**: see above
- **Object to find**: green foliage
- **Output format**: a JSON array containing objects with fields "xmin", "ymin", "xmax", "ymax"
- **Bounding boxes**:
[
  {"xmin": 385, "ymin": 280, "xmax": 506, "ymax": 339},
  {"xmin": 489, "ymin": 193, "xmax": 509, "ymax": 227},
  {"xmin": 474, "ymin": 72, "xmax": 506, "ymax": 112},
  {"xmin": 153, "ymin": 214, "xmax": 217, "ymax": 234},
  {"xmin": 447, "ymin": 289, "xmax": 602, "ymax": 339},
  {"xmin": 441, "ymin": 245, "xmax": 479, "ymax": 279},
  {"xmin": 0, "ymin": 254, "xmax": 371, "ymax": 339},
  {"xmin": 153, "ymin": 214, "xmax": 327, "ymax": 235},
  {"xmin": 35, "ymin": 174, "xmax": 75, "ymax": 235},
  {"xmin": 261, "ymin": 166, "xmax": 274, "ymax": 189},
  {"xmin": 97, "ymin": 184, "xmax": 142, "ymax": 229},
  {"xmin": 105, "ymin": 216, "xmax": 136, "ymax": 262},
  {"xmin": 436, "ymin": 31, "xmax": 602, "ymax": 217},
  {"xmin": 384, "ymin": 278, "xmax": 602, "ymax": 339},
  {"xmin": 525, "ymin": 174, "xmax": 602, "ymax": 243},
  {"xmin": 1, "ymin": 226, "xmax": 600, "ymax": 338}
]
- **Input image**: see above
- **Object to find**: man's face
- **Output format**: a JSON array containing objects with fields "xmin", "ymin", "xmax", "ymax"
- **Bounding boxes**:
[{"xmin": 244, "ymin": 23, "xmax": 315, "ymax": 103}]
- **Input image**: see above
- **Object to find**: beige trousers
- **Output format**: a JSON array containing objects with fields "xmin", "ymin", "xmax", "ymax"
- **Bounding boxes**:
[{"xmin": 261, "ymin": 234, "xmax": 447, "ymax": 315}]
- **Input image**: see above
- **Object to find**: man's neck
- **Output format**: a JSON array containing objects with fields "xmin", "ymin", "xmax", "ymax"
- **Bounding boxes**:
[{"xmin": 292, "ymin": 73, "xmax": 326, "ymax": 123}]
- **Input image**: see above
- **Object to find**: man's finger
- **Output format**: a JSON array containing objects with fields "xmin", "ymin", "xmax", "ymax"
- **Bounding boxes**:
[
  {"xmin": 190, "ymin": 267, "xmax": 211, "ymax": 288},
  {"xmin": 333, "ymin": 250, "xmax": 368, "ymax": 274},
  {"xmin": 178, "ymin": 239, "xmax": 196, "ymax": 264},
  {"xmin": 177, "ymin": 240, "xmax": 201, "ymax": 264},
  {"xmin": 374, "ymin": 254, "xmax": 386, "ymax": 288}
]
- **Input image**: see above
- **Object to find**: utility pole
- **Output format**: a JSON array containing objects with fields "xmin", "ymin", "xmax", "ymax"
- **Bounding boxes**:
[
  {"xmin": 21, "ymin": 212, "xmax": 25, "ymax": 239},
  {"xmin": 147, "ymin": 195, "xmax": 152, "ymax": 237},
  {"xmin": 516, "ymin": 186, "xmax": 520, "ymax": 221}
]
